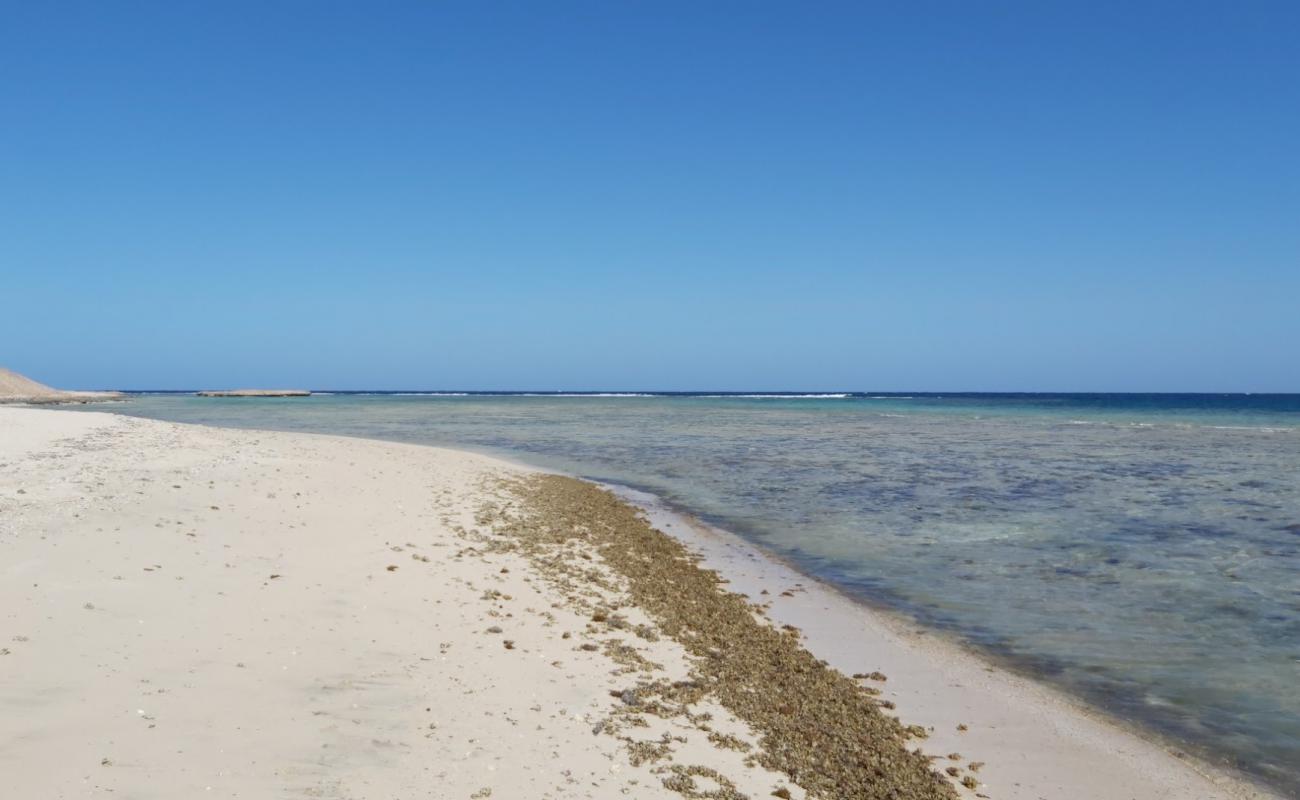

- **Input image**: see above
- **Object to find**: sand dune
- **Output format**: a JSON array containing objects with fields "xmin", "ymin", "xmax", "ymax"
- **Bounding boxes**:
[{"xmin": 0, "ymin": 367, "xmax": 123, "ymax": 404}]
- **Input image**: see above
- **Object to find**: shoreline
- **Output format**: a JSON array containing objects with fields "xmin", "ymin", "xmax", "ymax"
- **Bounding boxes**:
[
  {"xmin": 2, "ymin": 407, "xmax": 1282, "ymax": 799},
  {"xmin": 315, "ymin": 440, "xmax": 1283, "ymax": 798},
  {"xmin": 599, "ymin": 483, "xmax": 1280, "ymax": 800},
  {"xmin": 0, "ymin": 392, "xmax": 126, "ymax": 405}
]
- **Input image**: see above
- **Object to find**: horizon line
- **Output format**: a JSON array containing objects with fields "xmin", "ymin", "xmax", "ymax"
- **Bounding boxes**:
[{"xmin": 102, "ymin": 389, "xmax": 1299, "ymax": 396}]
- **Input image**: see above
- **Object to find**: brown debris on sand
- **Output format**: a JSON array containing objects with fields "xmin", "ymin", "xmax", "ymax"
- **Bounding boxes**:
[{"xmin": 489, "ymin": 474, "xmax": 958, "ymax": 800}]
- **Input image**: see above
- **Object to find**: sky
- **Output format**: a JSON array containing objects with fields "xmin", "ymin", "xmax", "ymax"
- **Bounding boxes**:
[{"xmin": 2, "ymin": 2, "xmax": 1298, "ymax": 392}]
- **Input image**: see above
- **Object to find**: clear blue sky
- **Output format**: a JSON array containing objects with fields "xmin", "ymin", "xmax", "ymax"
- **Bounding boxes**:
[{"xmin": 3, "ymin": 2, "xmax": 1297, "ymax": 391}]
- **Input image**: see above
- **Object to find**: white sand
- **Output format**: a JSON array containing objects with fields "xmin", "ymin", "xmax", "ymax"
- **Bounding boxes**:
[
  {"xmin": 0, "ymin": 407, "xmax": 1279, "ymax": 799},
  {"xmin": 0, "ymin": 408, "xmax": 794, "ymax": 799}
]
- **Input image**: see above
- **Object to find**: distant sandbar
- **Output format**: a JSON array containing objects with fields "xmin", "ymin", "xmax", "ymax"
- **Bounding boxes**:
[{"xmin": 196, "ymin": 389, "xmax": 311, "ymax": 397}]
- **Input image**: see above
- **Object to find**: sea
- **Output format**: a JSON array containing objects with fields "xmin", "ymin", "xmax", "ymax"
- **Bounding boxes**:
[{"xmin": 74, "ymin": 391, "xmax": 1300, "ymax": 792}]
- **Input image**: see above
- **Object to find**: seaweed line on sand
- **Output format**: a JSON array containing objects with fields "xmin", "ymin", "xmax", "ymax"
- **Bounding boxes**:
[{"xmin": 483, "ymin": 473, "xmax": 961, "ymax": 800}]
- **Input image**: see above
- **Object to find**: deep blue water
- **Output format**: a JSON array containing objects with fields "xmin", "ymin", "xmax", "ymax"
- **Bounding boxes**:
[
  {"xmin": 125, "ymin": 390, "xmax": 1300, "ymax": 419},
  {"xmin": 74, "ymin": 392, "xmax": 1300, "ymax": 792}
]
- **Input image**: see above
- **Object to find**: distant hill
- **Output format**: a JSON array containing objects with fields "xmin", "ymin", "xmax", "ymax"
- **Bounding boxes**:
[
  {"xmin": 0, "ymin": 368, "xmax": 58, "ymax": 396},
  {"xmin": 0, "ymin": 368, "xmax": 123, "ymax": 404}
]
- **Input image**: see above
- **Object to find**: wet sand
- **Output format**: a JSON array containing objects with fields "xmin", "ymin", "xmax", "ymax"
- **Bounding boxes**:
[
  {"xmin": 0, "ymin": 407, "xmax": 1278, "ymax": 799},
  {"xmin": 606, "ymin": 485, "xmax": 1280, "ymax": 800}
]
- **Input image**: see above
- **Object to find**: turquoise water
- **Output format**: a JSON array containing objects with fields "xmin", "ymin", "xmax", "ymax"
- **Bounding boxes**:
[{"xmin": 78, "ymin": 393, "xmax": 1300, "ymax": 791}]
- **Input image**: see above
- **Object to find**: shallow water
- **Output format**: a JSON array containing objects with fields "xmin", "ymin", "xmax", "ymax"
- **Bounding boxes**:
[{"xmin": 76, "ymin": 393, "xmax": 1300, "ymax": 791}]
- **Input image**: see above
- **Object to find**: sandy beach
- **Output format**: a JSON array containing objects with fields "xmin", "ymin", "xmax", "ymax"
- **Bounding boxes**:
[{"xmin": 0, "ymin": 407, "xmax": 1279, "ymax": 799}]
